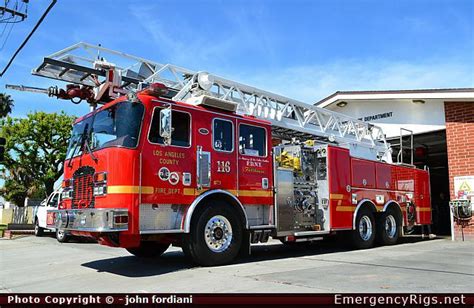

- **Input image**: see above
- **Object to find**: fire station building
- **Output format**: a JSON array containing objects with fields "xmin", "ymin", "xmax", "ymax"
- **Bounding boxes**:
[{"xmin": 316, "ymin": 88, "xmax": 474, "ymax": 240}]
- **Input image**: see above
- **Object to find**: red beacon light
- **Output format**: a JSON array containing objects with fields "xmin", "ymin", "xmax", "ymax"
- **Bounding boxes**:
[
  {"xmin": 128, "ymin": 83, "xmax": 169, "ymax": 103},
  {"xmin": 141, "ymin": 82, "xmax": 169, "ymax": 98}
]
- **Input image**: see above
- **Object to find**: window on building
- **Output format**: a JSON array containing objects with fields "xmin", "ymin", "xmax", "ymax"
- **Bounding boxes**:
[
  {"xmin": 239, "ymin": 124, "xmax": 266, "ymax": 157},
  {"xmin": 213, "ymin": 119, "xmax": 234, "ymax": 152},
  {"xmin": 149, "ymin": 108, "xmax": 191, "ymax": 147}
]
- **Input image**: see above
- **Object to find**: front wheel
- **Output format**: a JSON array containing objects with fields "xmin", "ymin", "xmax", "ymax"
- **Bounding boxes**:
[
  {"xmin": 184, "ymin": 200, "xmax": 243, "ymax": 266},
  {"xmin": 56, "ymin": 229, "xmax": 69, "ymax": 243},
  {"xmin": 34, "ymin": 219, "xmax": 44, "ymax": 237},
  {"xmin": 376, "ymin": 208, "xmax": 400, "ymax": 245},
  {"xmin": 126, "ymin": 241, "xmax": 170, "ymax": 258},
  {"xmin": 351, "ymin": 207, "xmax": 376, "ymax": 249}
]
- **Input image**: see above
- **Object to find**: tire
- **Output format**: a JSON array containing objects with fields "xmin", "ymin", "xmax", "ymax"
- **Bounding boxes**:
[
  {"xmin": 279, "ymin": 238, "xmax": 295, "ymax": 245},
  {"xmin": 34, "ymin": 219, "xmax": 44, "ymax": 237},
  {"xmin": 183, "ymin": 200, "xmax": 243, "ymax": 266},
  {"xmin": 126, "ymin": 241, "xmax": 170, "ymax": 258},
  {"xmin": 181, "ymin": 242, "xmax": 194, "ymax": 260},
  {"xmin": 56, "ymin": 229, "xmax": 69, "ymax": 243},
  {"xmin": 351, "ymin": 207, "xmax": 376, "ymax": 249},
  {"xmin": 376, "ymin": 208, "xmax": 400, "ymax": 245}
]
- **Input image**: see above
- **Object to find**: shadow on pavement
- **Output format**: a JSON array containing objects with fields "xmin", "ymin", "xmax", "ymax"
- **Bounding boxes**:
[
  {"xmin": 41, "ymin": 232, "xmax": 97, "ymax": 244},
  {"xmin": 81, "ymin": 236, "xmax": 441, "ymax": 278},
  {"xmin": 82, "ymin": 250, "xmax": 193, "ymax": 277}
]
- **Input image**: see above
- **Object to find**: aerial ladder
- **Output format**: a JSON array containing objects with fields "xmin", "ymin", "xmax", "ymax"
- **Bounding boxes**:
[{"xmin": 6, "ymin": 42, "xmax": 392, "ymax": 162}]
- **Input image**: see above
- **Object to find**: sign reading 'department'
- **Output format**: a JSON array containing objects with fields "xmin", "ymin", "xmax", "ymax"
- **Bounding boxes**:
[{"xmin": 358, "ymin": 112, "xmax": 393, "ymax": 122}]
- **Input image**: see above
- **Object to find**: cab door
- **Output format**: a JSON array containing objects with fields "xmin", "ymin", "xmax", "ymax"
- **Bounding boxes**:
[
  {"xmin": 141, "ymin": 104, "xmax": 195, "ymax": 205},
  {"xmin": 40, "ymin": 192, "xmax": 59, "ymax": 228},
  {"xmin": 195, "ymin": 113, "xmax": 237, "ymax": 193}
]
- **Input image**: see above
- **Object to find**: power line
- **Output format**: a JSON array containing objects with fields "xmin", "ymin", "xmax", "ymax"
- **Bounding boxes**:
[
  {"xmin": 0, "ymin": 0, "xmax": 56, "ymax": 77},
  {"xmin": 0, "ymin": 18, "xmax": 26, "ymax": 23},
  {"xmin": 0, "ymin": 0, "xmax": 27, "ymax": 21},
  {"xmin": 0, "ymin": 17, "xmax": 9, "ymax": 37},
  {"xmin": 0, "ymin": 0, "xmax": 21, "ymax": 47},
  {"xmin": 0, "ymin": 14, "xmax": 15, "ymax": 49}
]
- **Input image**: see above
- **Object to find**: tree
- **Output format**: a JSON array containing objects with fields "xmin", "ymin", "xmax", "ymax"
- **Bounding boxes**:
[
  {"xmin": 0, "ymin": 111, "xmax": 76, "ymax": 206},
  {"xmin": 0, "ymin": 93, "xmax": 14, "ymax": 118}
]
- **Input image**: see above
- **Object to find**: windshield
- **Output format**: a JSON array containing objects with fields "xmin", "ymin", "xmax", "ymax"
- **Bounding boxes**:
[
  {"xmin": 65, "ymin": 116, "xmax": 92, "ymax": 159},
  {"xmin": 66, "ymin": 101, "xmax": 144, "ymax": 159}
]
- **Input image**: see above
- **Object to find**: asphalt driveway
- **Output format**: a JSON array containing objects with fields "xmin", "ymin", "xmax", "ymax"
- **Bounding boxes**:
[{"xmin": 0, "ymin": 235, "xmax": 472, "ymax": 293}]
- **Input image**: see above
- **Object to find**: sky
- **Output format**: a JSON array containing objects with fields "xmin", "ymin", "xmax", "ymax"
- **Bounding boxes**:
[
  {"xmin": 0, "ymin": 0, "xmax": 473, "ymax": 201},
  {"xmin": 0, "ymin": 0, "xmax": 473, "ymax": 119}
]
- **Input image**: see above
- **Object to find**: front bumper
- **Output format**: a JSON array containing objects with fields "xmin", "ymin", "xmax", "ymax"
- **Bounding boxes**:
[{"xmin": 48, "ymin": 208, "xmax": 129, "ymax": 232}]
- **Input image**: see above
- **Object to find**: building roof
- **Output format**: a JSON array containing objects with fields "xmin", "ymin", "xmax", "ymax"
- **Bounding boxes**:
[{"xmin": 316, "ymin": 88, "xmax": 474, "ymax": 108}]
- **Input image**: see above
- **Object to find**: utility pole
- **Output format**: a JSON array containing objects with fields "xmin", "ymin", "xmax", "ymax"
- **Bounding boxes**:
[
  {"xmin": 0, "ymin": 0, "xmax": 29, "ymax": 22},
  {"xmin": 0, "ymin": 0, "xmax": 56, "ymax": 77}
]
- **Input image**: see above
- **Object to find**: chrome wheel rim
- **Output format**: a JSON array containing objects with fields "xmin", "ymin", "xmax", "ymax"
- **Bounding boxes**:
[
  {"xmin": 34, "ymin": 222, "xmax": 38, "ymax": 234},
  {"xmin": 385, "ymin": 215, "xmax": 397, "ymax": 238},
  {"xmin": 57, "ymin": 230, "xmax": 64, "ymax": 239},
  {"xmin": 358, "ymin": 216, "xmax": 373, "ymax": 241},
  {"xmin": 205, "ymin": 215, "xmax": 233, "ymax": 253}
]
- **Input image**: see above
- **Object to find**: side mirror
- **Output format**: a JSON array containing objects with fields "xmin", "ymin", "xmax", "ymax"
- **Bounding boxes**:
[{"xmin": 159, "ymin": 107, "xmax": 172, "ymax": 145}]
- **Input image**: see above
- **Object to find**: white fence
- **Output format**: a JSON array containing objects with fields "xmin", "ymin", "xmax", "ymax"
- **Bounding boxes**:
[{"xmin": 0, "ymin": 206, "xmax": 35, "ymax": 225}]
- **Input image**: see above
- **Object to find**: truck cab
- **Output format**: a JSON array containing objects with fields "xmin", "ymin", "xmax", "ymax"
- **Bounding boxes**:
[{"xmin": 50, "ymin": 87, "xmax": 274, "ymax": 264}]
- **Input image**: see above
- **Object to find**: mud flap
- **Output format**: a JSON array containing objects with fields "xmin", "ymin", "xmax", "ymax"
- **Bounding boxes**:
[{"xmin": 239, "ymin": 230, "xmax": 251, "ymax": 257}]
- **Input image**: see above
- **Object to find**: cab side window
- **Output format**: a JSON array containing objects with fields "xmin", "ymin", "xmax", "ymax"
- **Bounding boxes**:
[
  {"xmin": 213, "ymin": 119, "xmax": 233, "ymax": 152},
  {"xmin": 239, "ymin": 124, "xmax": 266, "ymax": 157},
  {"xmin": 48, "ymin": 193, "xmax": 59, "ymax": 208},
  {"xmin": 149, "ymin": 108, "xmax": 191, "ymax": 147}
]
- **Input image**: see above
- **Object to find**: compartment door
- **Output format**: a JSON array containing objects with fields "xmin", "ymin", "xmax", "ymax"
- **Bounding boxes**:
[{"xmin": 236, "ymin": 121, "xmax": 273, "ymax": 207}]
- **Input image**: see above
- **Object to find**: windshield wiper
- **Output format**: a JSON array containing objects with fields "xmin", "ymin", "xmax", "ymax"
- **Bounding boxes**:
[
  {"xmin": 67, "ymin": 123, "xmax": 96, "ymax": 167},
  {"xmin": 82, "ymin": 133, "xmax": 98, "ymax": 162}
]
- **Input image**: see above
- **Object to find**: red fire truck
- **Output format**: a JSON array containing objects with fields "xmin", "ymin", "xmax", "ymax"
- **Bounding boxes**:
[{"xmin": 9, "ymin": 43, "xmax": 431, "ymax": 266}]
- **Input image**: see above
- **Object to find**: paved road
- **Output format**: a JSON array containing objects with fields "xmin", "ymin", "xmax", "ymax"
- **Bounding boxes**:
[{"xmin": 0, "ymin": 235, "xmax": 473, "ymax": 293}]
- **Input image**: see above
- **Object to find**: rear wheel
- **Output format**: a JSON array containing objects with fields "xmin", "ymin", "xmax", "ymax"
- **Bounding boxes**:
[
  {"xmin": 183, "ymin": 200, "xmax": 243, "ymax": 266},
  {"xmin": 126, "ymin": 241, "xmax": 170, "ymax": 258},
  {"xmin": 351, "ymin": 207, "xmax": 376, "ymax": 249},
  {"xmin": 376, "ymin": 208, "xmax": 400, "ymax": 245},
  {"xmin": 34, "ymin": 219, "xmax": 44, "ymax": 237}
]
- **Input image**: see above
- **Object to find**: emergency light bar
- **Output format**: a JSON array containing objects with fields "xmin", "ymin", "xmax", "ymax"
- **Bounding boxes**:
[{"xmin": 185, "ymin": 95, "xmax": 238, "ymax": 112}]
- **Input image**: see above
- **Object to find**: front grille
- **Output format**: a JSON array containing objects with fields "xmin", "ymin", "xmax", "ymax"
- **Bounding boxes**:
[{"xmin": 72, "ymin": 166, "xmax": 95, "ymax": 208}]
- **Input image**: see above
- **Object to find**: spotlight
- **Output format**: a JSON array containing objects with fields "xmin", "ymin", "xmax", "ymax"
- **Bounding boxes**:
[{"xmin": 197, "ymin": 72, "xmax": 214, "ymax": 91}]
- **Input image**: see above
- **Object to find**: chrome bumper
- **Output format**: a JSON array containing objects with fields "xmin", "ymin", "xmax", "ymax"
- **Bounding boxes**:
[{"xmin": 49, "ymin": 208, "xmax": 129, "ymax": 232}]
